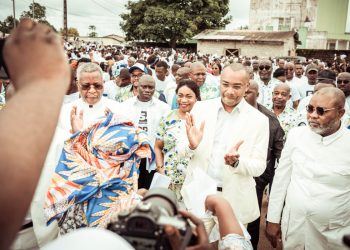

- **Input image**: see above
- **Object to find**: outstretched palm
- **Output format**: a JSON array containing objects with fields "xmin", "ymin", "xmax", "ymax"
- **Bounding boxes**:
[
  {"xmin": 185, "ymin": 112, "xmax": 205, "ymax": 150},
  {"xmin": 70, "ymin": 106, "xmax": 84, "ymax": 134}
]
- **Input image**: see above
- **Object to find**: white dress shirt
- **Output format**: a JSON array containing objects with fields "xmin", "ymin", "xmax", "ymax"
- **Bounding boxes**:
[
  {"xmin": 267, "ymin": 126, "xmax": 350, "ymax": 249},
  {"xmin": 57, "ymin": 97, "xmax": 121, "ymax": 134},
  {"xmin": 207, "ymin": 100, "xmax": 242, "ymax": 186}
]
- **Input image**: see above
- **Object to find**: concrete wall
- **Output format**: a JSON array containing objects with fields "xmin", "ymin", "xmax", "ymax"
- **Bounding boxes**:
[
  {"xmin": 249, "ymin": 0, "xmax": 313, "ymax": 30},
  {"xmin": 67, "ymin": 36, "xmax": 124, "ymax": 46},
  {"xmin": 305, "ymin": 31, "xmax": 328, "ymax": 49},
  {"xmin": 196, "ymin": 39, "xmax": 295, "ymax": 58},
  {"xmin": 317, "ymin": 0, "xmax": 350, "ymax": 40}
]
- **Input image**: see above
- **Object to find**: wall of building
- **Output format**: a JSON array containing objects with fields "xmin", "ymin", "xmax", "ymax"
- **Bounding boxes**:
[
  {"xmin": 316, "ymin": 0, "xmax": 350, "ymax": 40},
  {"xmin": 67, "ymin": 36, "xmax": 124, "ymax": 46},
  {"xmin": 305, "ymin": 31, "xmax": 328, "ymax": 49},
  {"xmin": 196, "ymin": 39, "xmax": 294, "ymax": 58},
  {"xmin": 249, "ymin": 0, "xmax": 313, "ymax": 31}
]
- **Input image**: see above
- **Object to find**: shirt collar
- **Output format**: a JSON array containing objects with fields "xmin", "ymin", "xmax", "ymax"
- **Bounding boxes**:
[
  {"xmin": 310, "ymin": 125, "xmax": 345, "ymax": 146},
  {"xmin": 215, "ymin": 97, "xmax": 245, "ymax": 114},
  {"xmin": 132, "ymin": 96, "xmax": 155, "ymax": 105},
  {"xmin": 79, "ymin": 97, "xmax": 104, "ymax": 109}
]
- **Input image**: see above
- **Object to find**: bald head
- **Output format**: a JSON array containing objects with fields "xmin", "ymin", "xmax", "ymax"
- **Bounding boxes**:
[
  {"xmin": 245, "ymin": 80, "xmax": 259, "ymax": 107},
  {"xmin": 249, "ymin": 79, "xmax": 259, "ymax": 92},
  {"xmin": 338, "ymin": 72, "xmax": 350, "ymax": 78},
  {"xmin": 176, "ymin": 67, "xmax": 191, "ymax": 84},
  {"xmin": 190, "ymin": 62, "xmax": 206, "ymax": 72},
  {"xmin": 313, "ymin": 87, "xmax": 345, "ymax": 109},
  {"xmin": 190, "ymin": 62, "xmax": 207, "ymax": 86}
]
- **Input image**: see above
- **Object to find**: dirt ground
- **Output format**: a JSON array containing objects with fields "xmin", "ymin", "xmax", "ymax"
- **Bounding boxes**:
[{"xmin": 258, "ymin": 194, "xmax": 282, "ymax": 250}]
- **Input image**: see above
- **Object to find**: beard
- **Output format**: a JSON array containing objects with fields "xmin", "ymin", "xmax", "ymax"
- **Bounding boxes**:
[{"xmin": 308, "ymin": 118, "xmax": 340, "ymax": 136}]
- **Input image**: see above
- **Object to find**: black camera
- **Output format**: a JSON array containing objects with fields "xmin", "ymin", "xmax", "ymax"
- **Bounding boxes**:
[
  {"xmin": 0, "ymin": 38, "xmax": 9, "ymax": 79},
  {"xmin": 107, "ymin": 188, "xmax": 196, "ymax": 250}
]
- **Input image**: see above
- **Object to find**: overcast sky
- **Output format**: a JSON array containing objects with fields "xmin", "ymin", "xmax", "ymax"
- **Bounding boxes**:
[{"xmin": 0, "ymin": 0, "xmax": 250, "ymax": 36}]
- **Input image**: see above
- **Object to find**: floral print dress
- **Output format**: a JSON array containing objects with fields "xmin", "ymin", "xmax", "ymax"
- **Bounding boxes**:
[{"xmin": 156, "ymin": 110, "xmax": 194, "ymax": 201}]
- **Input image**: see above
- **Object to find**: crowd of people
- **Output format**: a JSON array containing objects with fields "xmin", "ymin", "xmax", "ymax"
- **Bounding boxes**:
[{"xmin": 1, "ymin": 19, "xmax": 350, "ymax": 250}]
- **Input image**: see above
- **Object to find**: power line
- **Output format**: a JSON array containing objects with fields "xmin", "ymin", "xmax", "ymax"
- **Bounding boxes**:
[{"xmin": 89, "ymin": 0, "xmax": 118, "ymax": 16}]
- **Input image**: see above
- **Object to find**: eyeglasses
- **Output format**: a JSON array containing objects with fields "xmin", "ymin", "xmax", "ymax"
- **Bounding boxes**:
[
  {"xmin": 79, "ymin": 83, "xmax": 103, "ymax": 90},
  {"xmin": 336, "ymin": 79, "xmax": 350, "ymax": 84},
  {"xmin": 306, "ymin": 105, "xmax": 337, "ymax": 116},
  {"xmin": 259, "ymin": 65, "xmax": 271, "ymax": 71},
  {"xmin": 131, "ymin": 73, "xmax": 144, "ymax": 79}
]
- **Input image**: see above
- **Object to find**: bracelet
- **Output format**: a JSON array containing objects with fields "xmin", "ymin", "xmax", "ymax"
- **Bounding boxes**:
[{"xmin": 156, "ymin": 165, "xmax": 164, "ymax": 169}]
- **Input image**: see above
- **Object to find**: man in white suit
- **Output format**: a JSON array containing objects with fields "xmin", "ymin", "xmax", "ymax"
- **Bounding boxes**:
[{"xmin": 183, "ymin": 63, "xmax": 269, "ymax": 231}]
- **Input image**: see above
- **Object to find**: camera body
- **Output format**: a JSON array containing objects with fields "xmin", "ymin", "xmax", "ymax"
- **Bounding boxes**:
[{"xmin": 107, "ymin": 188, "xmax": 195, "ymax": 250}]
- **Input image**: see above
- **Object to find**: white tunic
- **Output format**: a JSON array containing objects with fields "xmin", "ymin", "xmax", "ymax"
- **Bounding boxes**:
[{"xmin": 267, "ymin": 126, "xmax": 350, "ymax": 250}]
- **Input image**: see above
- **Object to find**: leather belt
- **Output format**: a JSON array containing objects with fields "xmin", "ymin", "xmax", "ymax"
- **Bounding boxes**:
[
  {"xmin": 20, "ymin": 221, "xmax": 33, "ymax": 231},
  {"xmin": 217, "ymin": 187, "xmax": 223, "ymax": 192}
]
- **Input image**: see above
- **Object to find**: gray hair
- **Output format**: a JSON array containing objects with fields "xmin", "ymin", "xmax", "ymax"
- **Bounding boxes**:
[{"xmin": 76, "ymin": 62, "xmax": 104, "ymax": 81}]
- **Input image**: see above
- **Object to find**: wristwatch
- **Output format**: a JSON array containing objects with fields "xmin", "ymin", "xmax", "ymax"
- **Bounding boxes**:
[{"xmin": 231, "ymin": 160, "xmax": 239, "ymax": 168}]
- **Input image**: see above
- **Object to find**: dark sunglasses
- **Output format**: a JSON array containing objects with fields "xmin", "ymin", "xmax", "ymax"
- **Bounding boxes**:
[
  {"xmin": 306, "ymin": 105, "xmax": 337, "ymax": 116},
  {"xmin": 259, "ymin": 65, "xmax": 271, "ymax": 71},
  {"xmin": 336, "ymin": 79, "xmax": 350, "ymax": 84},
  {"xmin": 79, "ymin": 83, "xmax": 103, "ymax": 90}
]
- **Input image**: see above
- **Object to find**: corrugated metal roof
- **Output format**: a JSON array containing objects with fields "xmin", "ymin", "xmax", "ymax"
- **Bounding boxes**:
[{"xmin": 193, "ymin": 29, "xmax": 296, "ymax": 42}]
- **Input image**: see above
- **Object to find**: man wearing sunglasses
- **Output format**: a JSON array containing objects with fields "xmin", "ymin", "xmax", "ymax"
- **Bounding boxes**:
[
  {"xmin": 256, "ymin": 59, "xmax": 275, "ymax": 108},
  {"xmin": 58, "ymin": 62, "xmax": 120, "ymax": 134},
  {"xmin": 266, "ymin": 87, "xmax": 349, "ymax": 249},
  {"xmin": 337, "ymin": 72, "xmax": 350, "ymax": 129},
  {"xmin": 337, "ymin": 72, "xmax": 350, "ymax": 109}
]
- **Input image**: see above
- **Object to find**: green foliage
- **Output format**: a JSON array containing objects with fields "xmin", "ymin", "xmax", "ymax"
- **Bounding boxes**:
[
  {"xmin": 20, "ymin": 2, "xmax": 57, "ymax": 32},
  {"xmin": 120, "ymin": 0, "xmax": 231, "ymax": 47},
  {"xmin": 21, "ymin": 2, "xmax": 47, "ymax": 21},
  {"xmin": 0, "ymin": 16, "xmax": 19, "ymax": 34},
  {"xmin": 60, "ymin": 27, "xmax": 80, "ymax": 37},
  {"xmin": 88, "ymin": 25, "xmax": 97, "ymax": 37}
]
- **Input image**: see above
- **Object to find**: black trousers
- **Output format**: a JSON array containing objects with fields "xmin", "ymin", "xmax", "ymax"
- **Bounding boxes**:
[
  {"xmin": 247, "ymin": 178, "xmax": 269, "ymax": 250},
  {"xmin": 137, "ymin": 158, "xmax": 156, "ymax": 189}
]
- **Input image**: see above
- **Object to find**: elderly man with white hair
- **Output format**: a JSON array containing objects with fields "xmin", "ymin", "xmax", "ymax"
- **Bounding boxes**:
[{"xmin": 57, "ymin": 62, "xmax": 121, "ymax": 135}]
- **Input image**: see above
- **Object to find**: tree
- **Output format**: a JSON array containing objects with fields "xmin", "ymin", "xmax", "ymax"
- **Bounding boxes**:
[
  {"xmin": 21, "ymin": 2, "xmax": 57, "ymax": 32},
  {"xmin": 0, "ymin": 16, "xmax": 19, "ymax": 34},
  {"xmin": 120, "ymin": 0, "xmax": 231, "ymax": 48},
  {"xmin": 88, "ymin": 25, "xmax": 97, "ymax": 37},
  {"xmin": 60, "ymin": 27, "xmax": 80, "ymax": 37}
]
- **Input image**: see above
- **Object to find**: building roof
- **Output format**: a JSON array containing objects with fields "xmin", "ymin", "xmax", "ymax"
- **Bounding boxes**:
[
  {"xmin": 193, "ymin": 30, "xmax": 296, "ymax": 42},
  {"xmin": 104, "ymin": 34, "xmax": 125, "ymax": 43}
]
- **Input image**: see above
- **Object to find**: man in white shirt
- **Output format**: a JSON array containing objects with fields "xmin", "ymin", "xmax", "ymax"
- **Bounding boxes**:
[
  {"xmin": 295, "ymin": 64, "xmax": 318, "ymax": 99},
  {"xmin": 266, "ymin": 87, "xmax": 350, "ymax": 250},
  {"xmin": 184, "ymin": 63, "xmax": 269, "ymax": 232},
  {"xmin": 294, "ymin": 62, "xmax": 308, "ymax": 83},
  {"xmin": 337, "ymin": 72, "xmax": 350, "ymax": 109},
  {"xmin": 285, "ymin": 62, "xmax": 302, "ymax": 109},
  {"xmin": 154, "ymin": 60, "xmax": 174, "ymax": 102},
  {"xmin": 121, "ymin": 75, "xmax": 170, "ymax": 188}
]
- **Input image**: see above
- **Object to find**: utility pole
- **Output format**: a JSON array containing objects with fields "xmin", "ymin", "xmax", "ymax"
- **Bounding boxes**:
[
  {"xmin": 12, "ymin": 0, "xmax": 16, "ymax": 28},
  {"xmin": 63, "ymin": 0, "xmax": 68, "ymax": 41},
  {"xmin": 32, "ymin": 0, "xmax": 35, "ymax": 20}
]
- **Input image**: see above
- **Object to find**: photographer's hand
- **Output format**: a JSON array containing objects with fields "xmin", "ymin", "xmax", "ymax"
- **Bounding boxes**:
[
  {"xmin": 165, "ymin": 210, "xmax": 213, "ymax": 250},
  {"xmin": 4, "ymin": 18, "xmax": 70, "ymax": 91}
]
